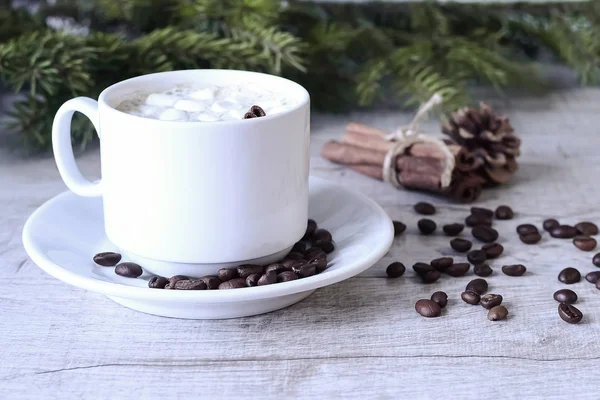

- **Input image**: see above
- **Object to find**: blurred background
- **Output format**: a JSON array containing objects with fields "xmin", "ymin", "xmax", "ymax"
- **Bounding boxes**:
[{"xmin": 0, "ymin": 0, "xmax": 598, "ymax": 153}]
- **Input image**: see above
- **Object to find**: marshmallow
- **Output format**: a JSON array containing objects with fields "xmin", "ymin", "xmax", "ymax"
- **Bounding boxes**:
[
  {"xmin": 211, "ymin": 100, "xmax": 240, "ymax": 115},
  {"xmin": 159, "ymin": 108, "xmax": 189, "ymax": 121},
  {"xmin": 189, "ymin": 88, "xmax": 216, "ymax": 101},
  {"xmin": 173, "ymin": 99, "xmax": 205, "ymax": 112},
  {"xmin": 146, "ymin": 93, "xmax": 178, "ymax": 107},
  {"xmin": 196, "ymin": 112, "xmax": 219, "ymax": 122}
]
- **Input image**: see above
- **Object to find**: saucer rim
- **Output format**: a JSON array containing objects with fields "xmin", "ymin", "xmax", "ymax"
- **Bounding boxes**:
[{"xmin": 22, "ymin": 176, "xmax": 393, "ymax": 303}]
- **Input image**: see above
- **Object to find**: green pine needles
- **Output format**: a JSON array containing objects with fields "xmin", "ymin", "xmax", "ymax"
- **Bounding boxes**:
[{"xmin": 0, "ymin": 0, "xmax": 598, "ymax": 151}]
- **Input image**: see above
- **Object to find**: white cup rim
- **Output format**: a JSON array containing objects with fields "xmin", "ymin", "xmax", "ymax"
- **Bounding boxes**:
[{"xmin": 97, "ymin": 69, "xmax": 310, "ymax": 126}]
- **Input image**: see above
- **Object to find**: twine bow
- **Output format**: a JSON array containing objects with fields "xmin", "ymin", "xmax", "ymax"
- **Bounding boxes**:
[{"xmin": 382, "ymin": 93, "xmax": 455, "ymax": 189}]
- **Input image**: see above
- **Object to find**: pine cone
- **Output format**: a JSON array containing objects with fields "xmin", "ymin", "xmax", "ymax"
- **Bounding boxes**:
[{"xmin": 442, "ymin": 103, "xmax": 521, "ymax": 185}]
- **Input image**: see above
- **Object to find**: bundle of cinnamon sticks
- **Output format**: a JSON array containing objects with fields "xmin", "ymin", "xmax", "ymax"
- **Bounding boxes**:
[{"xmin": 321, "ymin": 123, "xmax": 486, "ymax": 202}]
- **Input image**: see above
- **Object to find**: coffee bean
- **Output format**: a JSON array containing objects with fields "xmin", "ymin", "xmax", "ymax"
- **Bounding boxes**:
[
  {"xmin": 471, "ymin": 207, "xmax": 494, "ymax": 218},
  {"xmin": 245, "ymin": 273, "xmax": 261, "ymax": 287},
  {"xmin": 277, "ymin": 271, "xmax": 298, "ymax": 282},
  {"xmin": 472, "ymin": 226, "xmax": 499, "ymax": 243},
  {"xmin": 465, "ymin": 214, "xmax": 492, "ymax": 227},
  {"xmin": 543, "ymin": 219, "xmax": 559, "ymax": 232},
  {"xmin": 431, "ymin": 257, "xmax": 453, "ymax": 271},
  {"xmin": 520, "ymin": 231, "xmax": 542, "ymax": 244},
  {"xmin": 415, "ymin": 299, "xmax": 441, "ymax": 317},
  {"xmin": 474, "ymin": 263, "xmax": 493, "ymax": 277},
  {"xmin": 461, "ymin": 290, "xmax": 480, "ymax": 305},
  {"xmin": 517, "ymin": 224, "xmax": 538, "ymax": 235},
  {"xmin": 282, "ymin": 260, "xmax": 305, "ymax": 272},
  {"xmin": 443, "ymin": 223, "xmax": 464, "ymax": 236},
  {"xmin": 488, "ymin": 305, "xmax": 508, "ymax": 321},
  {"xmin": 93, "ymin": 252, "xmax": 122, "ymax": 267},
  {"xmin": 386, "ymin": 262, "xmax": 405, "ymax": 278},
  {"xmin": 465, "ymin": 278, "xmax": 488, "ymax": 295},
  {"xmin": 291, "ymin": 242, "xmax": 306, "ymax": 254},
  {"xmin": 304, "ymin": 247, "xmax": 326, "ymax": 262},
  {"xmin": 413, "ymin": 262, "xmax": 434, "ymax": 275},
  {"xmin": 168, "ymin": 275, "xmax": 189, "ymax": 288},
  {"xmin": 200, "ymin": 275, "xmax": 221, "ymax": 290},
  {"xmin": 431, "ymin": 291, "xmax": 448, "ymax": 308},
  {"xmin": 593, "ymin": 252, "xmax": 600, "ymax": 268},
  {"xmin": 558, "ymin": 267, "xmax": 581, "ymax": 284},
  {"xmin": 481, "ymin": 243, "xmax": 504, "ymax": 259},
  {"xmin": 597, "ymin": 280, "xmax": 600, "ymax": 290},
  {"xmin": 495, "ymin": 205, "xmax": 514, "ymax": 220},
  {"xmin": 314, "ymin": 240, "xmax": 335, "ymax": 254},
  {"xmin": 419, "ymin": 269, "xmax": 441, "ymax": 283},
  {"xmin": 148, "ymin": 276, "xmax": 169, "ymax": 289},
  {"xmin": 393, "ymin": 220, "xmax": 407, "ymax": 236},
  {"xmin": 266, "ymin": 263, "xmax": 288, "ymax": 275},
  {"xmin": 257, "ymin": 271, "xmax": 277, "ymax": 286},
  {"xmin": 585, "ymin": 271, "xmax": 600, "ymax": 283},
  {"xmin": 467, "ymin": 250, "xmax": 487, "ymax": 266},
  {"xmin": 219, "ymin": 278, "xmax": 247, "ymax": 289},
  {"xmin": 502, "ymin": 264, "xmax": 526, "ymax": 276},
  {"xmin": 115, "ymin": 262, "xmax": 143, "ymax": 278},
  {"xmin": 480, "ymin": 294, "xmax": 503, "ymax": 309},
  {"xmin": 293, "ymin": 262, "xmax": 316, "ymax": 278},
  {"xmin": 303, "ymin": 219, "xmax": 317, "ymax": 240},
  {"xmin": 576, "ymin": 222, "xmax": 598, "ymax": 236},
  {"xmin": 312, "ymin": 229, "xmax": 332, "ymax": 243},
  {"xmin": 417, "ymin": 219, "xmax": 437, "ymax": 235},
  {"xmin": 174, "ymin": 279, "xmax": 207, "ymax": 290},
  {"xmin": 553, "ymin": 289, "xmax": 578, "ymax": 304},
  {"xmin": 573, "ymin": 236, "xmax": 597, "ymax": 252},
  {"xmin": 450, "ymin": 238, "xmax": 472, "ymax": 252},
  {"xmin": 309, "ymin": 258, "xmax": 328, "ymax": 273},
  {"xmin": 414, "ymin": 202, "xmax": 436, "ymax": 215},
  {"xmin": 218, "ymin": 268, "xmax": 238, "ymax": 282},
  {"xmin": 286, "ymin": 251, "xmax": 305, "ymax": 261},
  {"xmin": 558, "ymin": 303, "xmax": 583, "ymax": 324},
  {"xmin": 446, "ymin": 263, "xmax": 470, "ymax": 277},
  {"xmin": 550, "ymin": 225, "xmax": 578, "ymax": 239}
]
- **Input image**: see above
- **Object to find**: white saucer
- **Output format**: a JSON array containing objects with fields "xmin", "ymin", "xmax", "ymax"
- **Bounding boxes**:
[{"xmin": 22, "ymin": 176, "xmax": 393, "ymax": 319}]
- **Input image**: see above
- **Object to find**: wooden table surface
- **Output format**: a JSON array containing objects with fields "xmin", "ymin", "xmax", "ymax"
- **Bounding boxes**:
[{"xmin": 1, "ymin": 88, "xmax": 600, "ymax": 399}]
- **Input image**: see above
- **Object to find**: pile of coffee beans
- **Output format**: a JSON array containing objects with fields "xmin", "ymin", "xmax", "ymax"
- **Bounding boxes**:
[
  {"xmin": 92, "ymin": 219, "xmax": 334, "ymax": 290},
  {"xmin": 390, "ymin": 202, "xmax": 599, "ymax": 324}
]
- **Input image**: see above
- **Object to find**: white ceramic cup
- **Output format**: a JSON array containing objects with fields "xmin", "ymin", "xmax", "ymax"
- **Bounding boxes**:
[{"xmin": 52, "ymin": 69, "xmax": 310, "ymax": 277}]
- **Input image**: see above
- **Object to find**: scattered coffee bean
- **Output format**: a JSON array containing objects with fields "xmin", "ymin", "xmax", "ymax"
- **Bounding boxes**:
[
  {"xmin": 543, "ymin": 218, "xmax": 559, "ymax": 232},
  {"xmin": 517, "ymin": 224, "xmax": 538, "ymax": 235},
  {"xmin": 386, "ymin": 262, "xmax": 406, "ymax": 278},
  {"xmin": 553, "ymin": 289, "xmax": 578, "ymax": 304},
  {"xmin": 467, "ymin": 250, "xmax": 487, "ymax": 266},
  {"xmin": 585, "ymin": 271, "xmax": 600, "ymax": 283},
  {"xmin": 415, "ymin": 299, "xmax": 441, "ymax": 317},
  {"xmin": 414, "ymin": 202, "xmax": 436, "ymax": 215},
  {"xmin": 558, "ymin": 267, "xmax": 581, "ymax": 284},
  {"xmin": 597, "ymin": 280, "xmax": 600, "ymax": 290},
  {"xmin": 450, "ymin": 238, "xmax": 472, "ymax": 252},
  {"xmin": 550, "ymin": 225, "xmax": 578, "ymax": 239},
  {"xmin": 472, "ymin": 226, "xmax": 499, "ymax": 243},
  {"xmin": 169, "ymin": 275, "xmax": 189, "ymax": 288},
  {"xmin": 200, "ymin": 275, "xmax": 221, "ymax": 290},
  {"xmin": 520, "ymin": 231, "xmax": 542, "ymax": 244},
  {"xmin": 219, "ymin": 278, "xmax": 247, "ymax": 289},
  {"xmin": 246, "ymin": 273, "xmax": 261, "ymax": 287},
  {"xmin": 293, "ymin": 263, "xmax": 316, "ymax": 278},
  {"xmin": 431, "ymin": 291, "xmax": 448, "ymax": 308},
  {"xmin": 313, "ymin": 240, "xmax": 335, "ymax": 253},
  {"xmin": 304, "ymin": 247, "xmax": 326, "ymax": 261},
  {"xmin": 257, "ymin": 271, "xmax": 277, "ymax": 286},
  {"xmin": 277, "ymin": 271, "xmax": 298, "ymax": 283},
  {"xmin": 446, "ymin": 263, "xmax": 471, "ymax": 277},
  {"xmin": 418, "ymin": 219, "xmax": 437, "ymax": 235},
  {"xmin": 115, "ymin": 262, "xmax": 143, "ymax": 278},
  {"xmin": 502, "ymin": 264, "xmax": 526, "ymax": 276},
  {"xmin": 474, "ymin": 263, "xmax": 493, "ymax": 277},
  {"xmin": 558, "ymin": 303, "xmax": 583, "ymax": 324},
  {"xmin": 174, "ymin": 279, "xmax": 207, "ymax": 290},
  {"xmin": 393, "ymin": 220, "xmax": 407, "ymax": 236},
  {"xmin": 237, "ymin": 264, "xmax": 264, "ymax": 279},
  {"xmin": 291, "ymin": 242, "xmax": 306, "ymax": 254},
  {"xmin": 309, "ymin": 258, "xmax": 328, "ymax": 273},
  {"xmin": 495, "ymin": 205, "xmax": 514, "ymax": 220},
  {"xmin": 488, "ymin": 305, "xmax": 508, "ymax": 321},
  {"xmin": 481, "ymin": 243, "xmax": 504, "ymax": 259},
  {"xmin": 461, "ymin": 290, "xmax": 480, "ymax": 305},
  {"xmin": 443, "ymin": 223, "xmax": 464, "ymax": 236},
  {"xmin": 218, "ymin": 268, "xmax": 238, "ymax": 282},
  {"xmin": 431, "ymin": 257, "xmax": 454, "ymax": 271},
  {"xmin": 465, "ymin": 278, "xmax": 488, "ymax": 295},
  {"xmin": 471, "ymin": 207, "xmax": 494, "ymax": 218},
  {"xmin": 413, "ymin": 262, "xmax": 434, "ymax": 275},
  {"xmin": 480, "ymin": 294, "xmax": 503, "ymax": 309},
  {"xmin": 593, "ymin": 252, "xmax": 600, "ymax": 267},
  {"xmin": 465, "ymin": 214, "xmax": 492, "ymax": 227},
  {"xmin": 419, "ymin": 269, "xmax": 441, "ymax": 283},
  {"xmin": 576, "ymin": 222, "xmax": 598, "ymax": 236},
  {"xmin": 312, "ymin": 229, "xmax": 332, "ymax": 243},
  {"xmin": 93, "ymin": 252, "xmax": 122, "ymax": 267},
  {"xmin": 266, "ymin": 263, "xmax": 288, "ymax": 275},
  {"xmin": 573, "ymin": 236, "xmax": 597, "ymax": 251},
  {"xmin": 148, "ymin": 276, "xmax": 169, "ymax": 289},
  {"xmin": 303, "ymin": 219, "xmax": 317, "ymax": 240}
]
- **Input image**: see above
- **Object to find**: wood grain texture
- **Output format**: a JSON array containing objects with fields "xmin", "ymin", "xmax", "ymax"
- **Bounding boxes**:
[{"xmin": 1, "ymin": 88, "xmax": 600, "ymax": 399}]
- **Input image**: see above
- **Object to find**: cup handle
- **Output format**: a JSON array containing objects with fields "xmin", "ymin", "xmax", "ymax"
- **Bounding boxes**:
[{"xmin": 52, "ymin": 97, "xmax": 102, "ymax": 197}]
